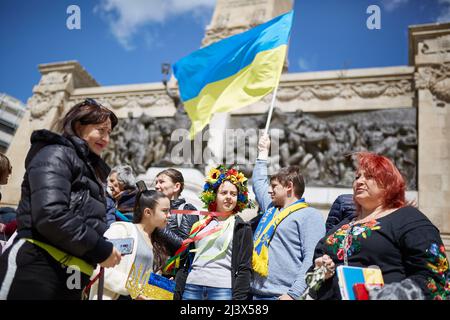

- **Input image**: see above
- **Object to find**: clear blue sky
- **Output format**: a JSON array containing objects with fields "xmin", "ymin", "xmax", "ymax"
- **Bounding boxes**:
[{"xmin": 0, "ymin": 0, "xmax": 448, "ymax": 103}]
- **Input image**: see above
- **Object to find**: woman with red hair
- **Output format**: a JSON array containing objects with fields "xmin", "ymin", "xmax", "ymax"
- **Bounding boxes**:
[{"xmin": 310, "ymin": 152, "xmax": 449, "ymax": 300}]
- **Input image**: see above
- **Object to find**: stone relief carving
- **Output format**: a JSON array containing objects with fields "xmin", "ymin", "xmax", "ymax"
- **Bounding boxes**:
[
  {"xmin": 227, "ymin": 0, "xmax": 267, "ymax": 7},
  {"xmin": 103, "ymin": 106, "xmax": 206, "ymax": 174},
  {"xmin": 420, "ymin": 35, "xmax": 450, "ymax": 55},
  {"xmin": 28, "ymin": 72, "xmax": 71, "ymax": 119},
  {"xmin": 101, "ymin": 103, "xmax": 417, "ymax": 189},
  {"xmin": 202, "ymin": 26, "xmax": 249, "ymax": 47},
  {"xmin": 415, "ymin": 63, "xmax": 450, "ymax": 104},
  {"xmin": 276, "ymin": 79, "xmax": 412, "ymax": 102},
  {"xmin": 102, "ymin": 80, "xmax": 208, "ymax": 174},
  {"xmin": 104, "ymin": 112, "xmax": 174, "ymax": 174},
  {"xmin": 70, "ymin": 93, "xmax": 172, "ymax": 111},
  {"xmin": 39, "ymin": 72, "xmax": 69, "ymax": 86},
  {"xmin": 249, "ymin": 9, "xmax": 266, "ymax": 26},
  {"xmin": 227, "ymin": 108, "xmax": 418, "ymax": 190}
]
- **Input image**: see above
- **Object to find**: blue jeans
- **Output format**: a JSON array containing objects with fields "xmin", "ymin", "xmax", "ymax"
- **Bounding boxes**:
[
  {"xmin": 252, "ymin": 294, "xmax": 278, "ymax": 300},
  {"xmin": 182, "ymin": 283, "xmax": 232, "ymax": 300}
]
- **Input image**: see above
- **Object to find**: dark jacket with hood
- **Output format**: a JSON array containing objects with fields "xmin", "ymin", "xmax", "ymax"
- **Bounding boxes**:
[
  {"xmin": 325, "ymin": 194, "xmax": 356, "ymax": 233},
  {"xmin": 174, "ymin": 215, "xmax": 253, "ymax": 300},
  {"xmin": 105, "ymin": 188, "xmax": 138, "ymax": 226},
  {"xmin": 15, "ymin": 130, "xmax": 113, "ymax": 265},
  {"xmin": 158, "ymin": 198, "xmax": 198, "ymax": 255}
]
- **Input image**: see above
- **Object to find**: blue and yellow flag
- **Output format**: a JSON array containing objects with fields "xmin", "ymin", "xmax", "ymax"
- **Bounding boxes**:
[{"xmin": 173, "ymin": 10, "xmax": 294, "ymax": 138}]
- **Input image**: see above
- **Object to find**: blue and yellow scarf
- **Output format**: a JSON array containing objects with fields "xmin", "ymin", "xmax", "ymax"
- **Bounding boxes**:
[{"xmin": 252, "ymin": 198, "xmax": 309, "ymax": 277}]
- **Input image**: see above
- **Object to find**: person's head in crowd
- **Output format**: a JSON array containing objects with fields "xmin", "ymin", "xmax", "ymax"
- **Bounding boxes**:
[
  {"xmin": 353, "ymin": 152, "xmax": 405, "ymax": 214},
  {"xmin": 133, "ymin": 189, "xmax": 170, "ymax": 272},
  {"xmin": 0, "ymin": 153, "xmax": 12, "ymax": 185},
  {"xmin": 269, "ymin": 165, "xmax": 305, "ymax": 208},
  {"xmin": 155, "ymin": 168, "xmax": 184, "ymax": 200},
  {"xmin": 108, "ymin": 165, "xmax": 137, "ymax": 199},
  {"xmin": 200, "ymin": 165, "xmax": 253, "ymax": 214},
  {"xmin": 62, "ymin": 98, "xmax": 118, "ymax": 156}
]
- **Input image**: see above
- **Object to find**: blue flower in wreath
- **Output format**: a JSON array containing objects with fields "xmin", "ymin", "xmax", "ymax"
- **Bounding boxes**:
[
  {"xmin": 238, "ymin": 193, "xmax": 246, "ymax": 203},
  {"xmin": 212, "ymin": 174, "xmax": 225, "ymax": 189}
]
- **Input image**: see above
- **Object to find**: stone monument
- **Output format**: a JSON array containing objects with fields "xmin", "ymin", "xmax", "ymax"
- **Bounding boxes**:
[{"xmin": 1, "ymin": 1, "xmax": 449, "ymax": 254}]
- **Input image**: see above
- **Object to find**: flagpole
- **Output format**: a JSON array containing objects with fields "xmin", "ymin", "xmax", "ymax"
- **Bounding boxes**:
[{"xmin": 264, "ymin": 85, "xmax": 279, "ymax": 135}]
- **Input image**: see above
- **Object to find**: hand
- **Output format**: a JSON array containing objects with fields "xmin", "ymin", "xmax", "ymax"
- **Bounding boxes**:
[
  {"xmin": 100, "ymin": 247, "xmax": 122, "ymax": 268},
  {"xmin": 0, "ymin": 223, "xmax": 5, "ymax": 233},
  {"xmin": 314, "ymin": 254, "xmax": 336, "ymax": 280},
  {"xmin": 278, "ymin": 294, "xmax": 294, "ymax": 300},
  {"xmin": 136, "ymin": 294, "xmax": 151, "ymax": 300},
  {"xmin": 257, "ymin": 133, "xmax": 271, "ymax": 160}
]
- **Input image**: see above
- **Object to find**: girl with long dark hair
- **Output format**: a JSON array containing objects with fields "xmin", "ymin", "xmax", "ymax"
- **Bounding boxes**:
[{"xmin": 89, "ymin": 190, "xmax": 171, "ymax": 300}]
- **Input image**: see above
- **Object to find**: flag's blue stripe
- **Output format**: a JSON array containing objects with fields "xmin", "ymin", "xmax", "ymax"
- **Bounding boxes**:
[{"xmin": 174, "ymin": 11, "xmax": 293, "ymax": 102}]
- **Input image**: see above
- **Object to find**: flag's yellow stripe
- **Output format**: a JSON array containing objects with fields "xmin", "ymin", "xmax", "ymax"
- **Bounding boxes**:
[{"xmin": 184, "ymin": 45, "xmax": 287, "ymax": 138}]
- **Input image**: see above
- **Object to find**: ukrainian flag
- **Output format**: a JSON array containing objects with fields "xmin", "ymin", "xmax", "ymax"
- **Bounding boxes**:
[{"xmin": 173, "ymin": 10, "xmax": 294, "ymax": 138}]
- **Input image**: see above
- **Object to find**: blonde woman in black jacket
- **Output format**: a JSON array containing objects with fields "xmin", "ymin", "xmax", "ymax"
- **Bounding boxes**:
[{"xmin": 0, "ymin": 99, "xmax": 121, "ymax": 300}]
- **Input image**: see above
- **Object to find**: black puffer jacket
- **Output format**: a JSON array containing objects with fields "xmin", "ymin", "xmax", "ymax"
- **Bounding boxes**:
[
  {"xmin": 16, "ymin": 130, "xmax": 113, "ymax": 265},
  {"xmin": 325, "ymin": 194, "xmax": 356, "ymax": 232},
  {"xmin": 158, "ymin": 198, "xmax": 198, "ymax": 255}
]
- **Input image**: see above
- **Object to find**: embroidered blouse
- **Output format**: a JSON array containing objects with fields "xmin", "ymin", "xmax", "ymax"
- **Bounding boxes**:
[{"xmin": 312, "ymin": 206, "xmax": 450, "ymax": 300}]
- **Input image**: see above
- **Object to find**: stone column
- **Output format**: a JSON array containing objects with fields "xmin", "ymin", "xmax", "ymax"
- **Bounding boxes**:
[
  {"xmin": 2, "ymin": 61, "xmax": 98, "ymax": 206},
  {"xmin": 410, "ymin": 23, "xmax": 450, "ymax": 253},
  {"xmin": 202, "ymin": 0, "xmax": 293, "ymax": 47}
]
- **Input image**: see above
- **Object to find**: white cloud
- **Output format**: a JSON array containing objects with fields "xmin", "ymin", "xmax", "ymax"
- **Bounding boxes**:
[
  {"xmin": 381, "ymin": 0, "xmax": 409, "ymax": 12},
  {"xmin": 298, "ymin": 55, "xmax": 318, "ymax": 71},
  {"xmin": 437, "ymin": 0, "xmax": 450, "ymax": 22},
  {"xmin": 95, "ymin": 0, "xmax": 215, "ymax": 50},
  {"xmin": 298, "ymin": 57, "xmax": 310, "ymax": 70}
]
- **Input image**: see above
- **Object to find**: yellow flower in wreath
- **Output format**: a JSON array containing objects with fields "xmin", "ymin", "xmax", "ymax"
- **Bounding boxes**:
[
  {"xmin": 228, "ymin": 175, "xmax": 238, "ymax": 185},
  {"xmin": 207, "ymin": 168, "xmax": 221, "ymax": 183},
  {"xmin": 236, "ymin": 172, "xmax": 247, "ymax": 183}
]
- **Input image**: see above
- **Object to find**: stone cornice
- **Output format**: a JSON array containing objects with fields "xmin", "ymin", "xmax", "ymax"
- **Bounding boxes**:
[
  {"xmin": 66, "ymin": 66, "xmax": 415, "ymax": 117},
  {"xmin": 232, "ymin": 66, "xmax": 415, "ymax": 114},
  {"xmin": 280, "ymin": 66, "xmax": 414, "ymax": 83},
  {"xmin": 409, "ymin": 22, "xmax": 450, "ymax": 66},
  {"xmin": 38, "ymin": 60, "xmax": 99, "ymax": 88},
  {"xmin": 69, "ymin": 82, "xmax": 175, "ymax": 118}
]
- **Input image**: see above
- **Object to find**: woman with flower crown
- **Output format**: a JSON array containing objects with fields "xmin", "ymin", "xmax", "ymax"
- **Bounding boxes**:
[{"xmin": 164, "ymin": 165, "xmax": 254, "ymax": 300}]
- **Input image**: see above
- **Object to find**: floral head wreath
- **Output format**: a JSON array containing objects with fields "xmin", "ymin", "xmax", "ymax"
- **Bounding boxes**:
[{"xmin": 200, "ymin": 165, "xmax": 254, "ymax": 213}]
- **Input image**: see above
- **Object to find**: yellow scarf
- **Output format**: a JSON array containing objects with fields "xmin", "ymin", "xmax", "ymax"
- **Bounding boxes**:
[{"xmin": 252, "ymin": 200, "xmax": 308, "ymax": 277}]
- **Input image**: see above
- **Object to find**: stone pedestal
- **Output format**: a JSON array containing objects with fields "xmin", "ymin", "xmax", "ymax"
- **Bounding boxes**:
[{"xmin": 410, "ymin": 23, "xmax": 450, "ymax": 253}]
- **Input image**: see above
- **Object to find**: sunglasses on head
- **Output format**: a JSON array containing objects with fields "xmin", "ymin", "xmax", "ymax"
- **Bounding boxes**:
[{"xmin": 79, "ymin": 98, "xmax": 103, "ymax": 108}]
